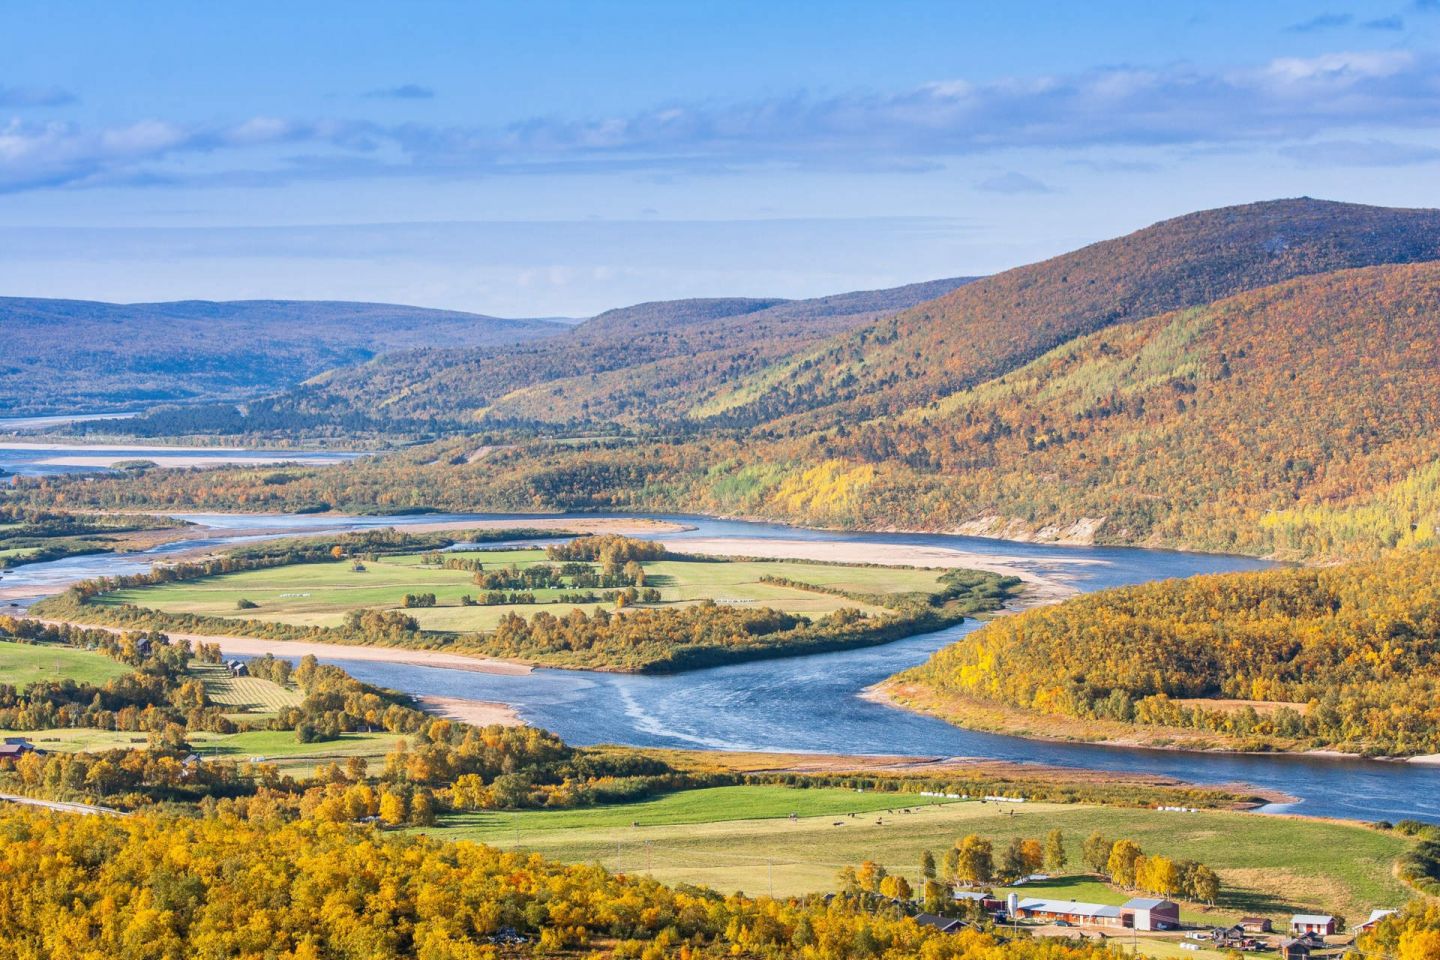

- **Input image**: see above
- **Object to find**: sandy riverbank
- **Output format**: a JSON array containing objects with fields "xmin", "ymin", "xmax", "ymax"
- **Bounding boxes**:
[
  {"xmin": 370, "ymin": 516, "xmax": 688, "ymax": 536},
  {"xmin": 210, "ymin": 635, "xmax": 533, "ymax": 674},
  {"xmin": 417, "ymin": 694, "xmax": 524, "ymax": 728},
  {"xmin": 33, "ymin": 619, "xmax": 533, "ymax": 674},
  {"xmin": 670, "ymin": 536, "xmax": 1080, "ymax": 605},
  {"xmin": 638, "ymin": 746, "xmax": 1294, "ymax": 807}
]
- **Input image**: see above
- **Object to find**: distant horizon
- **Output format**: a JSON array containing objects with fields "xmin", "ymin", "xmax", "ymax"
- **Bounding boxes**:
[
  {"xmin": 0, "ymin": 195, "xmax": 1404, "ymax": 315},
  {"xmin": 5, "ymin": 0, "xmax": 1440, "ymax": 313}
]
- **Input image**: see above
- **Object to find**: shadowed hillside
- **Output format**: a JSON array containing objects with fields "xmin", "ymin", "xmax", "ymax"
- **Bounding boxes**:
[
  {"xmin": 282, "ymin": 277, "xmax": 974, "ymax": 427},
  {"xmin": 0, "ymin": 298, "xmax": 569, "ymax": 416}
]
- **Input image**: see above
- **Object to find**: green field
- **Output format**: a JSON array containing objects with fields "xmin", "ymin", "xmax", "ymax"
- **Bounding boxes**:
[
  {"xmin": 439, "ymin": 785, "xmax": 952, "ymax": 835},
  {"xmin": 193, "ymin": 663, "xmax": 303, "ymax": 717},
  {"xmin": 0, "ymin": 639, "xmax": 131, "ymax": 687},
  {"xmin": 98, "ymin": 549, "xmax": 950, "ymax": 633},
  {"xmin": 422, "ymin": 787, "xmax": 1410, "ymax": 924},
  {"xmin": 15, "ymin": 725, "xmax": 403, "ymax": 776}
]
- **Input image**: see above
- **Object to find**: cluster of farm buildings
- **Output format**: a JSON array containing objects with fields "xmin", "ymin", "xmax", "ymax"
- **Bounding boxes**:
[{"xmin": 918, "ymin": 889, "xmax": 1397, "ymax": 958}]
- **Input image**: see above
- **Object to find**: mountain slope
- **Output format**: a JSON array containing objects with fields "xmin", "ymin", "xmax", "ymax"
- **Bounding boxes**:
[
  {"xmin": 285, "ymin": 278, "xmax": 974, "ymax": 427},
  {"xmin": 0, "ymin": 298, "xmax": 568, "ymax": 416},
  {"xmin": 37, "ymin": 259, "xmax": 1440, "ymax": 560},
  {"xmin": 21, "ymin": 200, "xmax": 1440, "ymax": 562},
  {"xmin": 707, "ymin": 198, "xmax": 1440, "ymax": 428}
]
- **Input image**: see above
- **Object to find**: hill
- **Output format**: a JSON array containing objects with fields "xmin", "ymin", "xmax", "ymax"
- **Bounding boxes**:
[
  {"xmin": 787, "ymin": 259, "xmax": 1440, "ymax": 557},
  {"xmin": 17, "ymin": 200, "xmax": 1440, "ymax": 561},
  {"xmin": 0, "ymin": 297, "xmax": 568, "ymax": 416},
  {"xmin": 279, "ymin": 277, "xmax": 974, "ymax": 428},
  {"xmin": 884, "ymin": 547, "xmax": 1440, "ymax": 757},
  {"xmin": 700, "ymin": 198, "xmax": 1440, "ymax": 428}
]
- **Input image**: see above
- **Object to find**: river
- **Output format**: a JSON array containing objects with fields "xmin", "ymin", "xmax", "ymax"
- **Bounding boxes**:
[
  {"xmin": 0, "ymin": 440, "xmax": 361, "ymax": 477},
  {"xmin": 3, "ymin": 510, "xmax": 1436, "ymax": 823}
]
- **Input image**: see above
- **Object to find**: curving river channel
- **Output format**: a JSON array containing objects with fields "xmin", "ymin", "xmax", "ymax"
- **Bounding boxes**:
[{"xmin": 3, "ymin": 510, "xmax": 1437, "ymax": 823}]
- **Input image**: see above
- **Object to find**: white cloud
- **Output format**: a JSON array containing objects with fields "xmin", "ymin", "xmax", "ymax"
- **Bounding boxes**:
[
  {"xmin": 976, "ymin": 172, "xmax": 1055, "ymax": 194},
  {"xmin": 3, "ymin": 50, "xmax": 1440, "ymax": 193}
]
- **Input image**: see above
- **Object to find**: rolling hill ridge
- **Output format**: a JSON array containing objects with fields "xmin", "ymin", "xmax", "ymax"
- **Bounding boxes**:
[
  {"xmin": 284, "ymin": 277, "xmax": 976, "ymax": 429},
  {"xmin": 0, "ymin": 297, "xmax": 568, "ymax": 416},
  {"xmin": 701, "ymin": 198, "xmax": 1440, "ymax": 430},
  {"xmin": 23, "ymin": 198, "xmax": 1440, "ymax": 561}
]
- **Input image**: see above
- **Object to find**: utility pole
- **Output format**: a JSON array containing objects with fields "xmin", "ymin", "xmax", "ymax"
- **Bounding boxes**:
[{"xmin": 768, "ymin": 859, "xmax": 774, "ymax": 898}]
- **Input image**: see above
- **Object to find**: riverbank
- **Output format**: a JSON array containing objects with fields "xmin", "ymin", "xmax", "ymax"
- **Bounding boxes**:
[
  {"xmin": 416, "ymin": 694, "xmax": 524, "ymax": 728},
  {"xmin": 670, "ymin": 536, "xmax": 1079, "ymax": 606},
  {"xmin": 867, "ymin": 680, "xmax": 1404, "ymax": 761},
  {"xmin": 633, "ymin": 747, "xmax": 1294, "ymax": 809},
  {"xmin": 33, "ymin": 619, "xmax": 535, "ymax": 675}
]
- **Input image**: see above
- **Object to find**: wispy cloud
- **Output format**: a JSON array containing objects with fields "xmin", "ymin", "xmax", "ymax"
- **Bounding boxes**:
[
  {"xmin": 976, "ymin": 172, "xmax": 1054, "ymax": 194},
  {"xmin": 0, "ymin": 83, "xmax": 76, "ymax": 107},
  {"xmin": 1280, "ymin": 138, "xmax": 1440, "ymax": 166},
  {"xmin": 1363, "ymin": 14, "xmax": 1406, "ymax": 29},
  {"xmin": 1286, "ymin": 13, "xmax": 1354, "ymax": 32},
  {"xmin": 364, "ymin": 83, "xmax": 435, "ymax": 100},
  {"xmin": 2, "ymin": 50, "xmax": 1440, "ymax": 193}
]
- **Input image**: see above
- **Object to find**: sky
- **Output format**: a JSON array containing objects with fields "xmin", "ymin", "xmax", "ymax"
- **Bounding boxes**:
[{"xmin": 3, "ymin": 0, "xmax": 1440, "ymax": 316}]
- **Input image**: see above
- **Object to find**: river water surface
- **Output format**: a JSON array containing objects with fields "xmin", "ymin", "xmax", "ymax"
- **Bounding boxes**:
[{"xmin": 4, "ymin": 510, "xmax": 1436, "ymax": 823}]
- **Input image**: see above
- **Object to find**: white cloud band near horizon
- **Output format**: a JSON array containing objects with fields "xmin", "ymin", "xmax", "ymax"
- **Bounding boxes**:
[{"xmin": 3, "ymin": 50, "xmax": 1440, "ymax": 194}]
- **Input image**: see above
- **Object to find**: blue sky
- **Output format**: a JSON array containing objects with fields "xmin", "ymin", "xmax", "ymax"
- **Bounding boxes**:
[{"xmin": 3, "ymin": 0, "xmax": 1440, "ymax": 315}]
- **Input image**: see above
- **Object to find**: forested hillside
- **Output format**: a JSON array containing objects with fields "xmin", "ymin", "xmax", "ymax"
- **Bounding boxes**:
[
  {"xmin": 267, "ymin": 278, "xmax": 974, "ymax": 429},
  {"xmin": 887, "ymin": 548, "xmax": 1440, "ymax": 756},
  {"xmin": 0, "ymin": 297, "xmax": 568, "ymax": 416},
  {"xmin": 18, "ymin": 199, "xmax": 1440, "ymax": 561},
  {"xmin": 704, "ymin": 198, "xmax": 1440, "ymax": 428},
  {"xmin": 40, "ymin": 254, "xmax": 1440, "ymax": 561}
]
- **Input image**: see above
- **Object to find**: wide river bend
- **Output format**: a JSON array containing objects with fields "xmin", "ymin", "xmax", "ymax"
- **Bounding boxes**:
[{"xmin": 3, "ymin": 510, "xmax": 1436, "ymax": 823}]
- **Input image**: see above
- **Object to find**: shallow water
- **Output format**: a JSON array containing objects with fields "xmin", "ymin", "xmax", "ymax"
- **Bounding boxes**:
[{"xmin": 0, "ymin": 442, "xmax": 362, "ymax": 477}]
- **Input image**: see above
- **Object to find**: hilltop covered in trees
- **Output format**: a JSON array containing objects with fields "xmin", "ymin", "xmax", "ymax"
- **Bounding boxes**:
[{"xmin": 889, "ymin": 548, "xmax": 1440, "ymax": 756}]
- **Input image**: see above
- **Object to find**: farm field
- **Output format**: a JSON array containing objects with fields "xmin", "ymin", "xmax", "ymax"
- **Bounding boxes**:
[
  {"xmin": 0, "ymin": 638, "xmax": 131, "ymax": 687},
  {"xmin": 192, "ymin": 662, "xmax": 303, "ymax": 718},
  {"xmin": 422, "ymin": 788, "xmax": 1411, "ymax": 925},
  {"xmin": 436, "ymin": 785, "xmax": 952, "ymax": 834},
  {"xmin": 95, "ymin": 549, "xmax": 952, "ymax": 633},
  {"xmin": 13, "ymin": 725, "xmax": 403, "ymax": 776}
]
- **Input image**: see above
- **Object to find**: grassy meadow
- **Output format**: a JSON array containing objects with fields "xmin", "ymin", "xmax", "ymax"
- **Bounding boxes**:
[
  {"xmin": 422, "ymin": 787, "xmax": 1410, "ymax": 925},
  {"xmin": 0, "ymin": 639, "xmax": 132, "ymax": 687},
  {"xmin": 95, "ymin": 549, "xmax": 951, "ymax": 633}
]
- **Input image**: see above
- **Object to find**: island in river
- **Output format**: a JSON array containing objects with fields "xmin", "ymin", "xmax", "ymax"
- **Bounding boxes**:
[{"xmin": 34, "ymin": 529, "xmax": 1024, "ymax": 673}]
